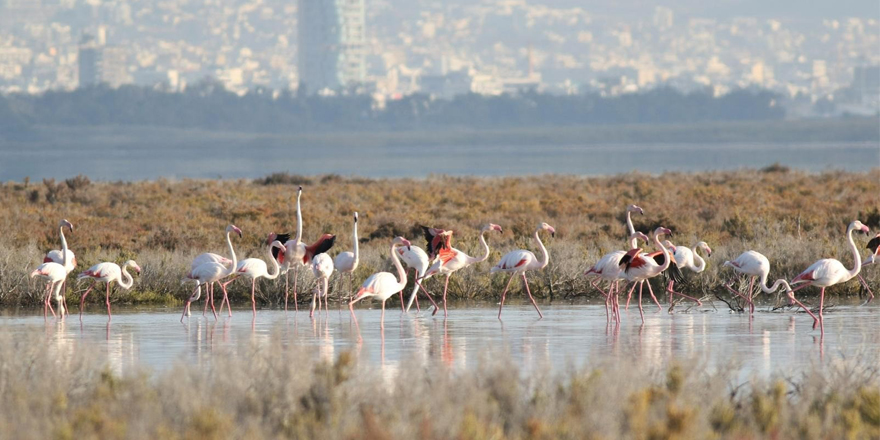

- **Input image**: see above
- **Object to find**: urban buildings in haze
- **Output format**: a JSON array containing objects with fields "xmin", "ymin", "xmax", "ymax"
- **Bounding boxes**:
[{"xmin": 298, "ymin": 0, "xmax": 366, "ymax": 93}]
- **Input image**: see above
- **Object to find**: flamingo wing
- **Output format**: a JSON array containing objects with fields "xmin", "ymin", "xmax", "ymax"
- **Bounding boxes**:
[
  {"xmin": 304, "ymin": 234, "xmax": 336, "ymax": 264},
  {"xmin": 236, "ymin": 258, "xmax": 267, "ymax": 276},
  {"xmin": 868, "ymin": 234, "xmax": 880, "ymax": 255},
  {"xmin": 493, "ymin": 250, "xmax": 534, "ymax": 272},
  {"xmin": 272, "ymin": 233, "xmax": 291, "ymax": 260},
  {"xmin": 334, "ymin": 251, "xmax": 356, "ymax": 272}
]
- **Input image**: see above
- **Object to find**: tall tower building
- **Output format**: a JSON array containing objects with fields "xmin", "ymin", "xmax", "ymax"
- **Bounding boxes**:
[
  {"xmin": 78, "ymin": 34, "xmax": 102, "ymax": 87},
  {"xmin": 298, "ymin": 0, "xmax": 366, "ymax": 93}
]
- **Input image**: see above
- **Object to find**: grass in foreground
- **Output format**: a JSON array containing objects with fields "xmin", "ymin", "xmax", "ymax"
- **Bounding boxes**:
[
  {"xmin": 0, "ymin": 169, "xmax": 878, "ymax": 309},
  {"xmin": 0, "ymin": 331, "xmax": 877, "ymax": 439}
]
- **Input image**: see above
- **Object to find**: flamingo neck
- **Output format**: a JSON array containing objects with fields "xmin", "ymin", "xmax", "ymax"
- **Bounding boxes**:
[
  {"xmin": 653, "ymin": 234, "xmax": 671, "ymax": 272},
  {"xmin": 294, "ymin": 191, "xmax": 303, "ymax": 244},
  {"xmin": 761, "ymin": 278, "xmax": 790, "ymax": 294},
  {"xmin": 119, "ymin": 263, "xmax": 134, "ymax": 289},
  {"xmin": 468, "ymin": 229, "xmax": 491, "ymax": 266},
  {"xmin": 225, "ymin": 231, "xmax": 238, "ymax": 276},
  {"xmin": 59, "ymin": 225, "xmax": 68, "ymax": 267},
  {"xmin": 352, "ymin": 219, "xmax": 359, "ymax": 264},
  {"xmin": 265, "ymin": 244, "xmax": 281, "ymax": 280},
  {"xmin": 626, "ymin": 210, "xmax": 636, "ymax": 249},
  {"xmin": 391, "ymin": 244, "xmax": 407, "ymax": 290},
  {"xmin": 845, "ymin": 224, "xmax": 862, "ymax": 281},
  {"xmin": 533, "ymin": 229, "xmax": 550, "ymax": 270},
  {"xmin": 692, "ymin": 244, "xmax": 707, "ymax": 273}
]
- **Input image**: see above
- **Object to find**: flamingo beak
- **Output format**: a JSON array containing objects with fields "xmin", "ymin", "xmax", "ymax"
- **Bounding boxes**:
[
  {"xmin": 638, "ymin": 208, "xmax": 644, "ymax": 215},
  {"xmin": 135, "ymin": 266, "xmax": 142, "ymax": 274},
  {"xmin": 861, "ymin": 225, "xmax": 870, "ymax": 234}
]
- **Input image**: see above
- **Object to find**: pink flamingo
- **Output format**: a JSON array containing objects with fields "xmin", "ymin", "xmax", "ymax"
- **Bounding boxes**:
[
  {"xmin": 30, "ymin": 220, "xmax": 73, "ymax": 318},
  {"xmin": 400, "ymin": 242, "xmax": 440, "ymax": 313},
  {"xmin": 585, "ymin": 204, "xmax": 644, "ymax": 323},
  {"xmin": 219, "ymin": 239, "xmax": 285, "ymax": 317},
  {"xmin": 856, "ymin": 232, "xmax": 878, "ymax": 303},
  {"xmin": 422, "ymin": 223, "xmax": 503, "ymax": 317},
  {"xmin": 618, "ymin": 227, "xmax": 678, "ymax": 323},
  {"xmin": 77, "ymin": 260, "xmax": 141, "ymax": 321},
  {"xmin": 181, "ymin": 224, "xmax": 241, "ymax": 321},
  {"xmin": 722, "ymin": 250, "xmax": 792, "ymax": 314},
  {"xmin": 188, "ymin": 226, "xmax": 236, "ymax": 313},
  {"xmin": 491, "ymin": 222, "xmax": 556, "ymax": 319},
  {"xmin": 787, "ymin": 220, "xmax": 869, "ymax": 334},
  {"xmin": 311, "ymin": 252, "xmax": 334, "ymax": 317},
  {"xmin": 43, "ymin": 219, "xmax": 76, "ymax": 317},
  {"xmin": 333, "ymin": 212, "xmax": 359, "ymax": 300},
  {"xmin": 349, "ymin": 236, "xmax": 412, "ymax": 329},
  {"xmin": 663, "ymin": 240, "xmax": 710, "ymax": 308}
]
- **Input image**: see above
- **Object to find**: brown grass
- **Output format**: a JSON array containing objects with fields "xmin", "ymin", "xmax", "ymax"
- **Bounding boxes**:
[{"xmin": 0, "ymin": 170, "xmax": 878, "ymax": 308}]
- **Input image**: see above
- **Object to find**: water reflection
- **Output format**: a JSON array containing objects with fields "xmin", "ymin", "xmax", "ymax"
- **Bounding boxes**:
[{"xmin": 5, "ymin": 303, "xmax": 880, "ymax": 379}]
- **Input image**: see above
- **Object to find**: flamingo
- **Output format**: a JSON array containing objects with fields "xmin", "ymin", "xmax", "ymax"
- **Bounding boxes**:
[
  {"xmin": 311, "ymin": 252, "xmax": 334, "ymax": 317},
  {"xmin": 30, "ymin": 219, "xmax": 73, "ymax": 318},
  {"xmin": 722, "ymin": 250, "xmax": 792, "ymax": 314},
  {"xmin": 334, "ymin": 212, "xmax": 359, "ymax": 300},
  {"xmin": 219, "ymin": 239, "xmax": 285, "ymax": 317},
  {"xmin": 349, "ymin": 236, "xmax": 412, "ymax": 329},
  {"xmin": 786, "ymin": 220, "xmax": 869, "ymax": 334},
  {"xmin": 584, "ymin": 204, "xmax": 644, "ymax": 323},
  {"xmin": 856, "ymin": 232, "xmax": 879, "ymax": 303},
  {"xmin": 400, "ymin": 242, "xmax": 440, "ymax": 313},
  {"xmin": 188, "ymin": 226, "xmax": 236, "ymax": 312},
  {"xmin": 663, "ymin": 240, "xmax": 711, "ymax": 309},
  {"xmin": 491, "ymin": 222, "xmax": 555, "ymax": 319},
  {"xmin": 181, "ymin": 224, "xmax": 241, "ymax": 321},
  {"xmin": 618, "ymin": 227, "xmax": 680, "ymax": 323},
  {"xmin": 77, "ymin": 260, "xmax": 141, "ymax": 321},
  {"xmin": 43, "ymin": 219, "xmax": 76, "ymax": 316},
  {"xmin": 422, "ymin": 223, "xmax": 503, "ymax": 317}
]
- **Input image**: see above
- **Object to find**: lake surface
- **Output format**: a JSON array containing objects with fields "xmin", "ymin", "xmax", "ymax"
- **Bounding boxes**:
[
  {"xmin": 3, "ymin": 301, "xmax": 878, "ymax": 378},
  {"xmin": 1, "ymin": 140, "xmax": 877, "ymax": 181}
]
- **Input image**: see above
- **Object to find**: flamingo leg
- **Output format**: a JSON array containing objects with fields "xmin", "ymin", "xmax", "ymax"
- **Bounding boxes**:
[
  {"xmin": 497, "ymin": 272, "xmax": 518, "ymax": 320},
  {"xmin": 323, "ymin": 278, "xmax": 330, "ymax": 316},
  {"xmin": 284, "ymin": 271, "xmax": 290, "ymax": 311},
  {"xmin": 61, "ymin": 280, "xmax": 69, "ymax": 318},
  {"xmin": 380, "ymin": 299, "xmax": 386, "ymax": 330},
  {"xmin": 79, "ymin": 282, "xmax": 95, "ymax": 321},
  {"xmin": 43, "ymin": 282, "xmax": 53, "ymax": 319},
  {"xmin": 415, "ymin": 281, "xmax": 441, "ymax": 314},
  {"xmin": 209, "ymin": 283, "xmax": 218, "ymax": 320},
  {"xmin": 786, "ymin": 287, "xmax": 819, "ymax": 328},
  {"xmin": 747, "ymin": 277, "xmax": 755, "ymax": 314},
  {"xmin": 219, "ymin": 276, "xmax": 238, "ymax": 316},
  {"xmin": 637, "ymin": 282, "xmax": 645, "ymax": 323},
  {"xmin": 203, "ymin": 282, "xmax": 211, "ymax": 316},
  {"xmin": 625, "ymin": 283, "xmax": 637, "ymax": 310},
  {"xmin": 723, "ymin": 282, "xmax": 752, "ymax": 310},
  {"xmin": 292, "ymin": 266, "xmax": 299, "ymax": 312},
  {"xmin": 817, "ymin": 287, "xmax": 825, "ymax": 334},
  {"xmin": 645, "ymin": 280, "xmax": 662, "ymax": 311},
  {"xmin": 181, "ymin": 284, "xmax": 201, "ymax": 323},
  {"xmin": 858, "ymin": 274, "xmax": 874, "ymax": 305},
  {"xmin": 592, "ymin": 279, "xmax": 611, "ymax": 322},
  {"xmin": 251, "ymin": 278, "xmax": 257, "ymax": 317},
  {"xmin": 666, "ymin": 280, "xmax": 702, "ymax": 307},
  {"xmin": 442, "ymin": 274, "xmax": 451, "ymax": 317},
  {"xmin": 105, "ymin": 282, "xmax": 112, "ymax": 321},
  {"xmin": 521, "ymin": 273, "xmax": 543, "ymax": 319}
]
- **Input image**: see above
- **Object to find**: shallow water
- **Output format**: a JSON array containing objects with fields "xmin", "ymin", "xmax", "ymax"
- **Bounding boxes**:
[
  {"xmin": 1, "ymin": 141, "xmax": 877, "ymax": 181},
  {"xmin": 2, "ymin": 300, "xmax": 879, "ymax": 378}
]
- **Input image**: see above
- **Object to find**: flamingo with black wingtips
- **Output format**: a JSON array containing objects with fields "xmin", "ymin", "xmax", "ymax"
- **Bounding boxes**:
[
  {"xmin": 491, "ymin": 222, "xmax": 555, "ymax": 319},
  {"xmin": 77, "ymin": 260, "xmax": 141, "ymax": 321}
]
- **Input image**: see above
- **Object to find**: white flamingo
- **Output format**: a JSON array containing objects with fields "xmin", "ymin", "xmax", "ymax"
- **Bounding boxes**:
[
  {"xmin": 30, "ymin": 219, "xmax": 73, "ymax": 319},
  {"xmin": 311, "ymin": 252, "xmax": 334, "ymax": 317},
  {"xmin": 422, "ymin": 223, "xmax": 503, "ymax": 317},
  {"xmin": 181, "ymin": 224, "xmax": 241, "ymax": 321},
  {"xmin": 187, "ymin": 225, "xmax": 237, "ymax": 313},
  {"xmin": 220, "ymin": 239, "xmax": 285, "ymax": 317},
  {"xmin": 722, "ymin": 250, "xmax": 792, "ymax": 314},
  {"xmin": 43, "ymin": 219, "xmax": 76, "ymax": 316},
  {"xmin": 400, "ymin": 243, "xmax": 440, "ymax": 313},
  {"xmin": 349, "ymin": 236, "xmax": 412, "ymax": 330},
  {"xmin": 618, "ymin": 227, "xmax": 678, "ymax": 323},
  {"xmin": 663, "ymin": 239, "xmax": 710, "ymax": 308},
  {"xmin": 787, "ymin": 220, "xmax": 869, "ymax": 334},
  {"xmin": 77, "ymin": 260, "xmax": 141, "ymax": 321},
  {"xmin": 334, "ymin": 212, "xmax": 359, "ymax": 300},
  {"xmin": 491, "ymin": 222, "xmax": 556, "ymax": 319}
]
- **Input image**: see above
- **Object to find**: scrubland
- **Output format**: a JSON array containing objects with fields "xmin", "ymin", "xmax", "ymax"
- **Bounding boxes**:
[
  {"xmin": 0, "ymin": 330, "xmax": 877, "ymax": 439},
  {"xmin": 0, "ymin": 168, "xmax": 877, "ymax": 310}
]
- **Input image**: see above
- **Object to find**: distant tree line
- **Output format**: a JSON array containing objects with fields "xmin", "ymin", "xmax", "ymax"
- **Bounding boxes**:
[{"xmin": 0, "ymin": 80, "xmax": 784, "ymax": 135}]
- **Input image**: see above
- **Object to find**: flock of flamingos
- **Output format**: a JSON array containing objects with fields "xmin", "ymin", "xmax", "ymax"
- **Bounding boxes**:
[{"xmin": 31, "ymin": 187, "xmax": 879, "ymax": 335}]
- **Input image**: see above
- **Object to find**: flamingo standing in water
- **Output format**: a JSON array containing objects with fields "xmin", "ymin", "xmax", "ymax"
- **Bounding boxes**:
[
  {"xmin": 349, "ymin": 236, "xmax": 412, "ymax": 329},
  {"xmin": 219, "ymin": 239, "xmax": 285, "ymax": 317},
  {"xmin": 663, "ymin": 240, "xmax": 711, "ymax": 309},
  {"xmin": 77, "ymin": 260, "xmax": 141, "ymax": 321},
  {"xmin": 271, "ymin": 186, "xmax": 305, "ymax": 310},
  {"xmin": 188, "ymin": 226, "xmax": 236, "ymax": 312},
  {"xmin": 856, "ymin": 232, "xmax": 879, "ymax": 303},
  {"xmin": 618, "ymin": 227, "xmax": 681, "ymax": 323},
  {"xmin": 334, "ymin": 212, "xmax": 359, "ymax": 300},
  {"xmin": 584, "ymin": 204, "xmax": 644, "ymax": 323},
  {"xmin": 43, "ymin": 219, "xmax": 77, "ymax": 316},
  {"xmin": 31, "ymin": 219, "xmax": 74, "ymax": 318},
  {"xmin": 422, "ymin": 223, "xmax": 503, "ymax": 317},
  {"xmin": 786, "ymin": 220, "xmax": 869, "ymax": 334},
  {"xmin": 722, "ymin": 250, "xmax": 792, "ymax": 314},
  {"xmin": 311, "ymin": 252, "xmax": 334, "ymax": 317},
  {"xmin": 181, "ymin": 224, "xmax": 241, "ymax": 321},
  {"xmin": 491, "ymin": 222, "xmax": 555, "ymax": 319},
  {"xmin": 400, "ymin": 242, "xmax": 440, "ymax": 313}
]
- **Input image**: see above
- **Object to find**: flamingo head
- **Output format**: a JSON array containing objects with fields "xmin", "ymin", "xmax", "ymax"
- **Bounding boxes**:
[
  {"xmin": 850, "ymin": 220, "xmax": 869, "ymax": 234},
  {"xmin": 697, "ymin": 241, "xmax": 713, "ymax": 256},
  {"xmin": 627, "ymin": 204, "xmax": 644, "ymax": 215},
  {"xmin": 354, "ymin": 212, "xmax": 358, "ymax": 223},
  {"xmin": 125, "ymin": 260, "xmax": 142, "ymax": 274},
  {"xmin": 265, "ymin": 232, "xmax": 278, "ymax": 246},
  {"xmin": 227, "ymin": 224, "xmax": 242, "ymax": 238},
  {"xmin": 538, "ymin": 222, "xmax": 556, "ymax": 237},
  {"xmin": 59, "ymin": 219, "xmax": 73, "ymax": 232},
  {"xmin": 653, "ymin": 226, "xmax": 672, "ymax": 238},
  {"xmin": 484, "ymin": 223, "xmax": 503, "ymax": 234},
  {"xmin": 662, "ymin": 239, "xmax": 675, "ymax": 249},
  {"xmin": 297, "ymin": 186, "xmax": 303, "ymax": 196},
  {"xmin": 393, "ymin": 236, "xmax": 412, "ymax": 251},
  {"xmin": 269, "ymin": 240, "xmax": 285, "ymax": 250},
  {"xmin": 629, "ymin": 231, "xmax": 649, "ymax": 245}
]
